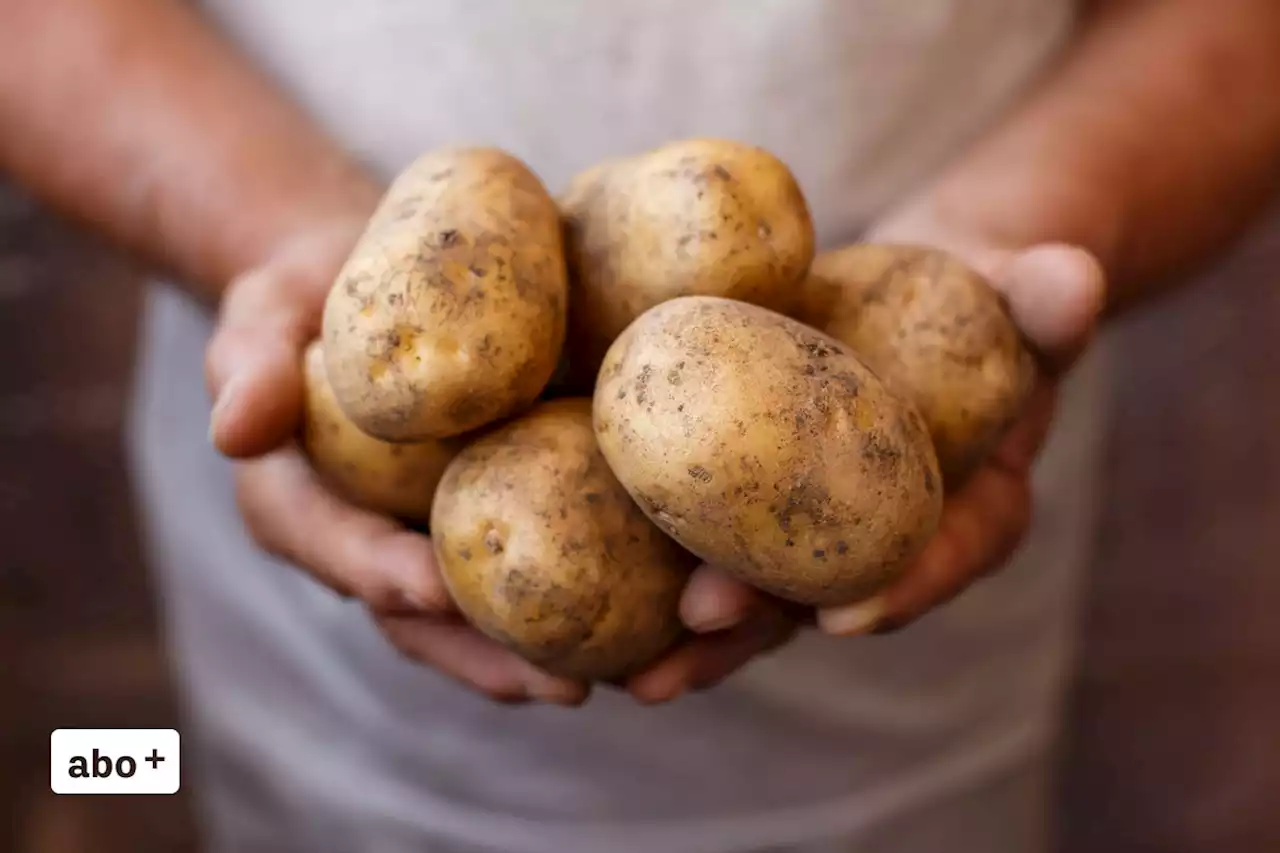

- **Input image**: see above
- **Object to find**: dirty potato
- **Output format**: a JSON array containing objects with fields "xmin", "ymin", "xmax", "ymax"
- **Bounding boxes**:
[
  {"xmin": 561, "ymin": 138, "xmax": 815, "ymax": 385},
  {"xmin": 430, "ymin": 399, "xmax": 695, "ymax": 682},
  {"xmin": 812, "ymin": 244, "xmax": 1038, "ymax": 485},
  {"xmin": 594, "ymin": 296, "xmax": 942, "ymax": 607},
  {"xmin": 323, "ymin": 147, "xmax": 567, "ymax": 441},
  {"xmin": 301, "ymin": 341, "xmax": 462, "ymax": 524}
]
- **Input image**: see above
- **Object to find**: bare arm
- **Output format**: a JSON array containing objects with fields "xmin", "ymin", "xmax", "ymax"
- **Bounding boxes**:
[
  {"xmin": 818, "ymin": 0, "xmax": 1280, "ymax": 636},
  {"xmin": 0, "ymin": 0, "xmax": 599, "ymax": 704},
  {"xmin": 0, "ymin": 0, "xmax": 379, "ymax": 300},
  {"xmin": 879, "ymin": 0, "xmax": 1280, "ymax": 315}
]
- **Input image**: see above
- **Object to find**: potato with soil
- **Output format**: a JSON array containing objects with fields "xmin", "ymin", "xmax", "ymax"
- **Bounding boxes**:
[
  {"xmin": 594, "ymin": 296, "xmax": 942, "ymax": 607},
  {"xmin": 561, "ymin": 138, "xmax": 815, "ymax": 383},
  {"xmin": 430, "ymin": 399, "xmax": 695, "ymax": 682},
  {"xmin": 323, "ymin": 147, "xmax": 567, "ymax": 441},
  {"xmin": 808, "ymin": 244, "xmax": 1037, "ymax": 485},
  {"xmin": 301, "ymin": 341, "xmax": 462, "ymax": 524}
]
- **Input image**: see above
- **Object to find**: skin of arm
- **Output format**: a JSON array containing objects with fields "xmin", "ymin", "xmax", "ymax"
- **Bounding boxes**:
[
  {"xmin": 0, "ymin": 0, "xmax": 380, "ymax": 301},
  {"xmin": 0, "ymin": 0, "xmax": 597, "ymax": 705},
  {"xmin": 807, "ymin": 0, "xmax": 1280, "ymax": 641},
  {"xmin": 875, "ymin": 0, "xmax": 1280, "ymax": 316},
  {"xmin": 2, "ymin": 0, "xmax": 1279, "ymax": 700},
  {"xmin": 2, "ymin": 0, "xmax": 1274, "ymax": 312}
]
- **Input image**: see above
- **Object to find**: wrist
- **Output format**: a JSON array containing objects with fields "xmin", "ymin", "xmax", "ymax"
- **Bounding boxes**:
[
  {"xmin": 221, "ymin": 164, "xmax": 382, "ymax": 288},
  {"xmin": 869, "ymin": 169, "xmax": 1126, "ymax": 281}
]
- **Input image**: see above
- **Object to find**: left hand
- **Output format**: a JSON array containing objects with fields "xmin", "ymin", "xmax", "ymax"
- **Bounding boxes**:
[{"xmin": 626, "ymin": 232, "xmax": 1105, "ymax": 703}]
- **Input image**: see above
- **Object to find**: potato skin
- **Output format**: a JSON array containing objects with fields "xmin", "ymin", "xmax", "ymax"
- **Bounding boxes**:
[
  {"xmin": 322, "ymin": 147, "xmax": 567, "ymax": 441},
  {"xmin": 301, "ymin": 342, "xmax": 463, "ymax": 524},
  {"xmin": 594, "ymin": 297, "xmax": 942, "ymax": 607},
  {"xmin": 561, "ymin": 139, "xmax": 815, "ymax": 385},
  {"xmin": 811, "ymin": 244, "xmax": 1038, "ymax": 485},
  {"xmin": 430, "ymin": 399, "xmax": 695, "ymax": 682}
]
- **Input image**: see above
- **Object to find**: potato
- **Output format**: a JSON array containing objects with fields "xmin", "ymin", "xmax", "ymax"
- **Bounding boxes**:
[
  {"xmin": 594, "ymin": 297, "xmax": 942, "ymax": 607},
  {"xmin": 561, "ymin": 138, "xmax": 815, "ymax": 385},
  {"xmin": 322, "ymin": 147, "xmax": 568, "ymax": 441},
  {"xmin": 809, "ymin": 244, "xmax": 1038, "ymax": 485},
  {"xmin": 301, "ymin": 341, "xmax": 462, "ymax": 524},
  {"xmin": 430, "ymin": 399, "xmax": 695, "ymax": 681}
]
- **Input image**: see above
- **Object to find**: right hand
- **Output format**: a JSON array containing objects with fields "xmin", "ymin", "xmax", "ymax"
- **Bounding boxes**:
[{"xmin": 204, "ymin": 222, "xmax": 589, "ymax": 707}]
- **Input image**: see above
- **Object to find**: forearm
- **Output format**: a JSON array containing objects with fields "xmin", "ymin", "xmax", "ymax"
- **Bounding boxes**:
[
  {"xmin": 879, "ymin": 0, "xmax": 1280, "ymax": 315},
  {"xmin": 0, "ymin": 0, "xmax": 380, "ymax": 301}
]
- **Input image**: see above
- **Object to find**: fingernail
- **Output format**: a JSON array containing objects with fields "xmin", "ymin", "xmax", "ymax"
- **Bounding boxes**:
[
  {"xmin": 682, "ymin": 596, "xmax": 742, "ymax": 634},
  {"xmin": 818, "ymin": 596, "xmax": 885, "ymax": 636}
]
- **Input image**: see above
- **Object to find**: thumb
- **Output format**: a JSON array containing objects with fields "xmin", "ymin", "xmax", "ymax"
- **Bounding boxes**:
[
  {"xmin": 205, "ymin": 265, "xmax": 318, "ymax": 459},
  {"xmin": 992, "ymin": 243, "xmax": 1106, "ymax": 374},
  {"xmin": 205, "ymin": 222, "xmax": 365, "ymax": 458}
]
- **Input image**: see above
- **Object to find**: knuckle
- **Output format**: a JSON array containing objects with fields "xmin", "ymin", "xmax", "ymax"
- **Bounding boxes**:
[
  {"xmin": 218, "ymin": 268, "xmax": 271, "ymax": 321},
  {"xmin": 414, "ymin": 575, "xmax": 454, "ymax": 615},
  {"xmin": 358, "ymin": 580, "xmax": 416, "ymax": 614},
  {"xmin": 378, "ymin": 620, "xmax": 426, "ymax": 663},
  {"xmin": 331, "ymin": 526, "xmax": 404, "ymax": 607}
]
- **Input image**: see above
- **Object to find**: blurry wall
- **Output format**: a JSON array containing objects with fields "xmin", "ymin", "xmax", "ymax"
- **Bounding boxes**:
[
  {"xmin": 0, "ymin": 186, "xmax": 196, "ymax": 851},
  {"xmin": 1, "ymin": 181, "xmax": 1277, "ymax": 853},
  {"xmin": 1062, "ymin": 204, "xmax": 1280, "ymax": 853}
]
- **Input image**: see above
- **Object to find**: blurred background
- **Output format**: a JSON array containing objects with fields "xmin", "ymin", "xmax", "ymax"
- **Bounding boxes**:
[{"xmin": 2, "ymin": 181, "xmax": 1277, "ymax": 853}]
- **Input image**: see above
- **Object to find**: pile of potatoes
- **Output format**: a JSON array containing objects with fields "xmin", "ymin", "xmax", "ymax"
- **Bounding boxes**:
[{"xmin": 304, "ymin": 140, "xmax": 1037, "ymax": 683}]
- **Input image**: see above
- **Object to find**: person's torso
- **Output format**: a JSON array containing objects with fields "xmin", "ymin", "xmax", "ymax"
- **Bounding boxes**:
[
  {"xmin": 130, "ymin": 3, "xmax": 1103, "ymax": 851},
  {"xmin": 202, "ymin": 0, "xmax": 1076, "ymax": 244}
]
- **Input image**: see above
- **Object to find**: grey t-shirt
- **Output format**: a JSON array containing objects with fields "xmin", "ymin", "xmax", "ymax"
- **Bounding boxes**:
[{"xmin": 127, "ymin": 2, "xmax": 1105, "ymax": 851}]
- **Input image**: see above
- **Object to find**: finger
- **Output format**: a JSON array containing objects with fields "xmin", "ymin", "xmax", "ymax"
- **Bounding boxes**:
[
  {"xmin": 206, "ymin": 226, "xmax": 362, "ymax": 458},
  {"xmin": 818, "ymin": 388, "xmax": 1049, "ymax": 636},
  {"xmin": 679, "ymin": 565, "xmax": 771, "ymax": 633},
  {"xmin": 378, "ymin": 614, "xmax": 590, "ymax": 707},
  {"xmin": 992, "ymin": 243, "xmax": 1106, "ymax": 373},
  {"xmin": 205, "ymin": 268, "xmax": 321, "ymax": 458},
  {"xmin": 988, "ymin": 384, "xmax": 1058, "ymax": 475},
  {"xmin": 627, "ymin": 607, "xmax": 797, "ymax": 704},
  {"xmin": 818, "ymin": 461, "xmax": 1031, "ymax": 636},
  {"xmin": 236, "ymin": 444, "xmax": 450, "ymax": 614}
]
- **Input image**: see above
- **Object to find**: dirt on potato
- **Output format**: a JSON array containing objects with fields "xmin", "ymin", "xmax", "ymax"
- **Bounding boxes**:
[
  {"xmin": 594, "ymin": 296, "xmax": 942, "ymax": 607},
  {"xmin": 430, "ymin": 399, "xmax": 696, "ymax": 681},
  {"xmin": 322, "ymin": 147, "xmax": 567, "ymax": 441}
]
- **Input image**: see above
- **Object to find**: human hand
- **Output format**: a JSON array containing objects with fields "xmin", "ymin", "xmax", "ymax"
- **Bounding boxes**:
[
  {"xmin": 816, "ymin": 237, "xmax": 1105, "ymax": 634},
  {"xmin": 623, "ymin": 567, "xmax": 805, "ymax": 704},
  {"xmin": 627, "ymin": 234, "xmax": 1105, "ymax": 700},
  {"xmin": 204, "ymin": 222, "xmax": 589, "ymax": 707}
]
